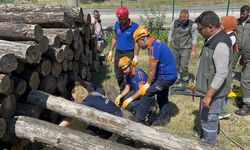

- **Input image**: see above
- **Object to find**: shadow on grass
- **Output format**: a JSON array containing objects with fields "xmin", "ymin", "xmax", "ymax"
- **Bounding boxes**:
[
  {"xmin": 192, "ymin": 110, "xmax": 201, "ymax": 133},
  {"xmin": 169, "ymin": 101, "xmax": 180, "ymax": 117},
  {"xmin": 90, "ymin": 64, "xmax": 111, "ymax": 88}
]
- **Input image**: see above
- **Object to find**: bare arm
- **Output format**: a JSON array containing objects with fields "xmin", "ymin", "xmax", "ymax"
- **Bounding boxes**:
[
  {"xmin": 134, "ymin": 42, "xmax": 140, "ymax": 55},
  {"xmin": 109, "ymin": 34, "xmax": 117, "ymax": 52},
  {"xmin": 58, "ymin": 118, "xmax": 73, "ymax": 127},
  {"xmin": 120, "ymin": 84, "xmax": 130, "ymax": 97},
  {"xmin": 146, "ymin": 62, "xmax": 158, "ymax": 84}
]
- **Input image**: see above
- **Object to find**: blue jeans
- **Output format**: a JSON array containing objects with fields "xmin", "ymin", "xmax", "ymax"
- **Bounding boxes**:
[{"xmin": 136, "ymin": 78, "xmax": 176, "ymax": 121}]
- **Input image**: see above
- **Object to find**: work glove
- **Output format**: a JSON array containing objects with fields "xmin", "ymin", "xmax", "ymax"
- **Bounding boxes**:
[
  {"xmin": 107, "ymin": 51, "xmax": 113, "ymax": 61},
  {"xmin": 139, "ymin": 83, "xmax": 150, "ymax": 95},
  {"xmin": 132, "ymin": 55, "xmax": 139, "ymax": 66},
  {"xmin": 122, "ymin": 97, "xmax": 134, "ymax": 109},
  {"xmin": 115, "ymin": 95, "xmax": 122, "ymax": 107}
]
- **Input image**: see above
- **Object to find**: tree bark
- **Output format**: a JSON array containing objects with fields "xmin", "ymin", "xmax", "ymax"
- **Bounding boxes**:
[
  {"xmin": 43, "ymin": 28, "xmax": 73, "ymax": 45},
  {"xmin": 63, "ymin": 45, "xmax": 74, "ymax": 61},
  {"xmin": 51, "ymin": 61, "xmax": 62, "ymax": 78},
  {"xmin": 83, "ymin": 13, "xmax": 91, "ymax": 26},
  {"xmin": 43, "ymin": 47, "xmax": 64, "ymax": 63},
  {"xmin": 19, "ymin": 36, "xmax": 49, "ymax": 55},
  {"xmin": 0, "ymin": 4, "xmax": 83, "ymax": 26},
  {"xmin": 78, "ymin": 64, "xmax": 86, "ymax": 79},
  {"xmin": 0, "ymin": 74, "xmax": 10, "ymax": 94},
  {"xmin": 36, "ymin": 58, "xmax": 51, "ymax": 77},
  {"xmin": 0, "ymin": 11, "xmax": 71, "ymax": 28},
  {"xmin": 15, "ymin": 103, "xmax": 42, "ymax": 118},
  {"xmin": 0, "ymin": 40, "xmax": 40, "ymax": 64},
  {"xmin": 0, "ymin": 95, "xmax": 16, "ymax": 118},
  {"xmin": 17, "ymin": 70, "xmax": 40, "ymax": 90},
  {"xmin": 62, "ymin": 59, "xmax": 69, "ymax": 72},
  {"xmin": 0, "ymin": 118, "xmax": 6, "ymax": 138},
  {"xmin": 0, "ymin": 23, "xmax": 43, "ymax": 42},
  {"xmin": 12, "ymin": 76, "xmax": 27, "ymax": 96},
  {"xmin": 27, "ymin": 90, "xmax": 220, "ymax": 150},
  {"xmin": 44, "ymin": 34, "xmax": 61, "ymax": 48},
  {"xmin": 0, "ymin": 51, "xmax": 17, "ymax": 73},
  {"xmin": 39, "ymin": 75, "xmax": 57, "ymax": 94},
  {"xmin": 5, "ymin": 116, "xmax": 135, "ymax": 150}
]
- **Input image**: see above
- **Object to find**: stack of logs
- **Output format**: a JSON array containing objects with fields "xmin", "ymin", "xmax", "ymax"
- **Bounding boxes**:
[{"xmin": 0, "ymin": 4, "xmax": 100, "ymax": 147}]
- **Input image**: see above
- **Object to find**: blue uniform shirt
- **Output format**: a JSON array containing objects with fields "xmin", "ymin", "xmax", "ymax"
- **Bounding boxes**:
[
  {"xmin": 114, "ymin": 19, "xmax": 138, "ymax": 51},
  {"xmin": 147, "ymin": 38, "xmax": 177, "ymax": 81},
  {"xmin": 83, "ymin": 95, "xmax": 122, "ymax": 116},
  {"xmin": 125, "ymin": 67, "xmax": 147, "ymax": 91}
]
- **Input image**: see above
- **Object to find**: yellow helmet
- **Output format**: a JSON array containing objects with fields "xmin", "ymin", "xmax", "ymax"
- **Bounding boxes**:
[
  {"xmin": 133, "ymin": 26, "xmax": 150, "ymax": 41},
  {"xmin": 118, "ymin": 56, "xmax": 132, "ymax": 69}
]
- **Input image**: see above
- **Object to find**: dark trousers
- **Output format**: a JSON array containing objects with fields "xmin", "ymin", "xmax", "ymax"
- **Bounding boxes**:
[
  {"xmin": 199, "ymin": 96, "xmax": 224, "ymax": 145},
  {"xmin": 136, "ymin": 78, "xmax": 176, "ymax": 121},
  {"xmin": 114, "ymin": 50, "xmax": 134, "ymax": 92},
  {"xmin": 122, "ymin": 91, "xmax": 141, "ymax": 115}
]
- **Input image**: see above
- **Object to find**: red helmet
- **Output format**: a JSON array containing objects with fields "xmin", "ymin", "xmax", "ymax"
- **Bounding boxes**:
[{"xmin": 116, "ymin": 6, "xmax": 129, "ymax": 20}]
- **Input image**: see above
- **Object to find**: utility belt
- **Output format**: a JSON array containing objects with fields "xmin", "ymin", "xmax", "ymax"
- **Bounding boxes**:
[{"xmin": 116, "ymin": 49, "xmax": 134, "ymax": 55}]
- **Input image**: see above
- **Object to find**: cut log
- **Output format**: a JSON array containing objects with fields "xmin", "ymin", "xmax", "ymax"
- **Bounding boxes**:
[
  {"xmin": 70, "ymin": 28, "xmax": 79, "ymax": 50},
  {"xmin": 0, "ymin": 11, "xmax": 71, "ymax": 28},
  {"xmin": 17, "ymin": 70, "xmax": 40, "ymax": 90},
  {"xmin": 3, "ymin": 79, "xmax": 14, "ymax": 96},
  {"xmin": 0, "ymin": 4, "xmax": 83, "ymax": 25},
  {"xmin": 68, "ymin": 61, "xmax": 73, "ymax": 71},
  {"xmin": 0, "ymin": 52, "xmax": 17, "ymax": 73},
  {"xmin": 19, "ymin": 36, "xmax": 49, "ymax": 55},
  {"xmin": 57, "ymin": 74, "xmax": 68, "ymax": 93},
  {"xmin": 62, "ymin": 59, "xmax": 69, "ymax": 72},
  {"xmin": 0, "ymin": 23, "xmax": 43, "ymax": 42},
  {"xmin": 43, "ymin": 47, "xmax": 64, "ymax": 63},
  {"xmin": 27, "ymin": 91, "xmax": 220, "ymax": 150},
  {"xmin": 51, "ymin": 61, "xmax": 62, "ymax": 77},
  {"xmin": 0, "ymin": 74, "xmax": 10, "ymax": 94},
  {"xmin": 39, "ymin": 75, "xmax": 57, "ymax": 94},
  {"xmin": 36, "ymin": 58, "xmax": 51, "ymax": 76},
  {"xmin": 15, "ymin": 61, "xmax": 25, "ymax": 74},
  {"xmin": 89, "ymin": 51, "xmax": 93, "ymax": 66},
  {"xmin": 5, "ymin": 116, "xmax": 135, "ymax": 150},
  {"xmin": 0, "ymin": 40, "xmax": 40, "ymax": 64},
  {"xmin": 44, "ymin": 34, "xmax": 61, "ymax": 48},
  {"xmin": 12, "ymin": 76, "xmax": 27, "ymax": 96},
  {"xmin": 83, "ymin": 13, "xmax": 91, "ymax": 25},
  {"xmin": 79, "ymin": 53, "xmax": 88, "ymax": 65},
  {"xmin": 0, "ymin": 118, "xmax": 6, "ymax": 138},
  {"xmin": 84, "ymin": 27, "xmax": 91, "ymax": 43},
  {"xmin": 15, "ymin": 103, "xmax": 42, "ymax": 118},
  {"xmin": 84, "ymin": 43, "xmax": 90, "ymax": 55},
  {"xmin": 72, "ymin": 61, "xmax": 79, "ymax": 74},
  {"xmin": 67, "ymin": 71, "xmax": 77, "ymax": 81},
  {"xmin": 63, "ymin": 45, "xmax": 74, "ymax": 61},
  {"xmin": 0, "ymin": 95, "xmax": 16, "ymax": 118},
  {"xmin": 78, "ymin": 64, "xmax": 86, "ymax": 79},
  {"xmin": 43, "ymin": 28, "xmax": 73, "ymax": 45},
  {"xmin": 74, "ymin": 41, "xmax": 83, "ymax": 61},
  {"xmin": 92, "ymin": 61, "xmax": 100, "ymax": 72},
  {"xmin": 86, "ymin": 70, "xmax": 91, "ymax": 81}
]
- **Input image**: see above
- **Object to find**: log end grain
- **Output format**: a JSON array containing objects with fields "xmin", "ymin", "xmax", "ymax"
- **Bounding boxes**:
[
  {"xmin": 29, "ymin": 71, "xmax": 40, "ymax": 90},
  {"xmin": 26, "ymin": 45, "xmax": 40, "ymax": 64},
  {"xmin": 0, "ymin": 53, "xmax": 17, "ymax": 73},
  {"xmin": 0, "ymin": 74, "xmax": 10, "ymax": 93}
]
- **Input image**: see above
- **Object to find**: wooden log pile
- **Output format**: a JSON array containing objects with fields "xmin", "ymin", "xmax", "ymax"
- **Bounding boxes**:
[{"xmin": 0, "ymin": 4, "xmax": 101, "ymax": 149}]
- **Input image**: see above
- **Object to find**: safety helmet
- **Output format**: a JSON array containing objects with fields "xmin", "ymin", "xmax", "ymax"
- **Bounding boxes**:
[
  {"xmin": 116, "ymin": 6, "xmax": 129, "ymax": 20},
  {"xmin": 118, "ymin": 56, "xmax": 132, "ymax": 69},
  {"xmin": 133, "ymin": 26, "xmax": 150, "ymax": 41}
]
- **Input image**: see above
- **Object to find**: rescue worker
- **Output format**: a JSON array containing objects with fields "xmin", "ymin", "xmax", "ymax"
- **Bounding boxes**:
[
  {"xmin": 195, "ymin": 11, "xmax": 232, "ymax": 145},
  {"xmin": 235, "ymin": 5, "xmax": 250, "ymax": 116},
  {"xmin": 167, "ymin": 9, "xmax": 198, "ymax": 85},
  {"xmin": 219, "ymin": 16, "xmax": 238, "ymax": 119},
  {"xmin": 107, "ymin": 6, "xmax": 139, "ymax": 92},
  {"xmin": 133, "ymin": 26, "xmax": 177, "ymax": 126},
  {"xmin": 114, "ymin": 56, "xmax": 148, "ymax": 117},
  {"xmin": 59, "ymin": 80, "xmax": 122, "ymax": 139}
]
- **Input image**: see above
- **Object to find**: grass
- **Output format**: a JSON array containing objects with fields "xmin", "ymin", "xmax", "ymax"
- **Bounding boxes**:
[
  {"xmin": 91, "ymin": 37, "xmax": 250, "ymax": 150},
  {"xmin": 2, "ymin": 0, "xmax": 249, "ymax": 8}
]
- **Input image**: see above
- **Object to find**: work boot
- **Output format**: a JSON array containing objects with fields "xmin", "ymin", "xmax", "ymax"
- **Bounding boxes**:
[
  {"xmin": 151, "ymin": 104, "xmax": 171, "ymax": 126},
  {"xmin": 235, "ymin": 105, "xmax": 250, "ymax": 116}
]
